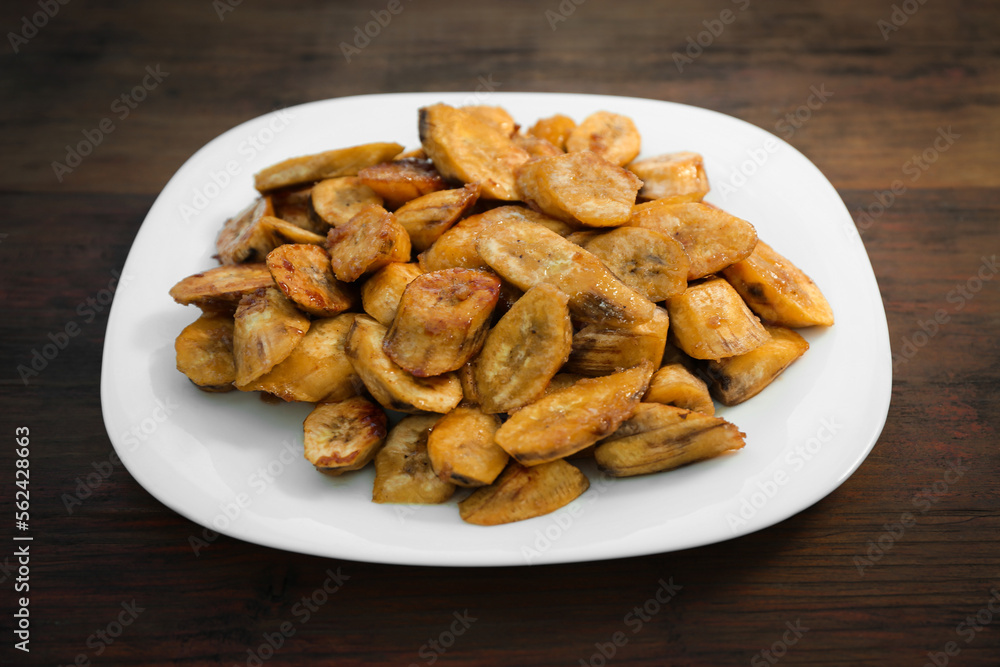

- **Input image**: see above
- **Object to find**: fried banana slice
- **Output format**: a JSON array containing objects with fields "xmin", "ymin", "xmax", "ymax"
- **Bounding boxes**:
[
  {"xmin": 303, "ymin": 397, "xmax": 387, "ymax": 473},
  {"xmin": 459, "ymin": 459, "xmax": 590, "ymax": 526},
  {"xmin": 643, "ymin": 364, "xmax": 715, "ymax": 416},
  {"xmin": 238, "ymin": 314, "xmax": 360, "ymax": 402},
  {"xmin": 565, "ymin": 307, "xmax": 669, "ymax": 377},
  {"xmin": 512, "ymin": 133, "xmax": 563, "ymax": 158},
  {"xmin": 627, "ymin": 151, "xmax": 710, "ymax": 202},
  {"xmin": 474, "ymin": 284, "xmax": 573, "ymax": 414},
  {"xmin": 310, "ymin": 177, "xmax": 383, "ymax": 228},
  {"xmin": 419, "ymin": 103, "xmax": 530, "ymax": 200},
  {"xmin": 266, "ymin": 244, "xmax": 354, "ymax": 317},
  {"xmin": 476, "ymin": 219, "xmax": 656, "ymax": 325},
  {"xmin": 577, "ymin": 227, "xmax": 689, "ymax": 301},
  {"xmin": 175, "ymin": 313, "xmax": 236, "ymax": 392},
  {"xmin": 345, "ymin": 315, "xmax": 463, "ymax": 414},
  {"xmin": 261, "ymin": 216, "xmax": 326, "ymax": 245},
  {"xmin": 528, "ymin": 113, "xmax": 576, "ymax": 151},
  {"xmin": 565, "ymin": 111, "xmax": 641, "ymax": 166},
  {"xmin": 394, "ymin": 183, "xmax": 480, "ymax": 252},
  {"xmin": 494, "ymin": 361, "xmax": 654, "ymax": 466},
  {"xmin": 356, "ymin": 158, "xmax": 447, "ymax": 209},
  {"xmin": 461, "ymin": 105, "xmax": 516, "ymax": 136},
  {"xmin": 232, "ymin": 287, "xmax": 310, "ymax": 386},
  {"xmin": 629, "ymin": 201, "xmax": 757, "ymax": 280},
  {"xmin": 722, "ymin": 240, "xmax": 834, "ymax": 327},
  {"xmin": 326, "ymin": 204, "xmax": 411, "ymax": 282},
  {"xmin": 595, "ymin": 403, "xmax": 744, "ymax": 477},
  {"xmin": 666, "ymin": 277, "xmax": 770, "ymax": 360},
  {"xmin": 216, "ymin": 197, "xmax": 277, "ymax": 265},
  {"xmin": 427, "ymin": 406, "xmax": 507, "ymax": 487},
  {"xmin": 516, "ymin": 151, "xmax": 642, "ymax": 227},
  {"xmin": 360, "ymin": 262, "xmax": 424, "ymax": 326},
  {"xmin": 267, "ymin": 185, "xmax": 323, "ymax": 232},
  {"xmin": 254, "ymin": 142, "xmax": 404, "ymax": 192},
  {"xmin": 373, "ymin": 415, "xmax": 455, "ymax": 504},
  {"xmin": 706, "ymin": 325, "xmax": 809, "ymax": 406},
  {"xmin": 169, "ymin": 263, "xmax": 275, "ymax": 313}
]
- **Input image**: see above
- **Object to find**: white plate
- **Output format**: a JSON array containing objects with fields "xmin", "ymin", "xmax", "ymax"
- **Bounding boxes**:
[{"xmin": 102, "ymin": 92, "xmax": 891, "ymax": 566}]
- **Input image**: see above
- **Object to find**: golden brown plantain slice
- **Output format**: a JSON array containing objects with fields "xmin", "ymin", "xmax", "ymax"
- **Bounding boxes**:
[
  {"xmin": 527, "ymin": 114, "xmax": 576, "ymax": 151},
  {"xmin": 216, "ymin": 197, "xmax": 278, "ymax": 265},
  {"xmin": 427, "ymin": 406, "xmax": 507, "ymax": 487},
  {"xmin": 326, "ymin": 204, "xmax": 411, "ymax": 282},
  {"xmin": 476, "ymin": 218, "xmax": 656, "ymax": 325},
  {"xmin": 169, "ymin": 263, "xmax": 275, "ymax": 313},
  {"xmin": 505, "ymin": 373, "xmax": 585, "ymax": 416},
  {"xmin": 722, "ymin": 240, "xmax": 834, "ymax": 327},
  {"xmin": 418, "ymin": 103, "xmax": 530, "ymax": 200},
  {"xmin": 512, "ymin": 132, "xmax": 563, "ymax": 158},
  {"xmin": 253, "ymin": 142, "xmax": 404, "ymax": 192},
  {"xmin": 643, "ymin": 364, "xmax": 715, "ymax": 416},
  {"xmin": 629, "ymin": 201, "xmax": 757, "ymax": 280},
  {"xmin": 459, "ymin": 459, "xmax": 590, "ymax": 526},
  {"xmin": 345, "ymin": 315, "xmax": 463, "ymax": 414},
  {"xmin": 394, "ymin": 183, "xmax": 480, "ymax": 252},
  {"xmin": 356, "ymin": 158, "xmax": 447, "ymax": 209},
  {"xmin": 595, "ymin": 403, "xmax": 744, "ymax": 477},
  {"xmin": 310, "ymin": 177, "xmax": 383, "ymax": 228},
  {"xmin": 666, "ymin": 277, "xmax": 770, "ymax": 360},
  {"xmin": 577, "ymin": 227, "xmax": 689, "ymax": 302},
  {"xmin": 627, "ymin": 151, "xmax": 710, "ymax": 202},
  {"xmin": 494, "ymin": 361, "xmax": 654, "ymax": 466},
  {"xmin": 474, "ymin": 284, "xmax": 573, "ymax": 414},
  {"xmin": 461, "ymin": 105, "xmax": 517, "ymax": 136},
  {"xmin": 384, "ymin": 269, "xmax": 501, "ymax": 377},
  {"xmin": 238, "ymin": 314, "xmax": 361, "ymax": 402},
  {"xmin": 267, "ymin": 185, "xmax": 323, "ymax": 233},
  {"xmin": 564, "ymin": 307, "xmax": 670, "ymax": 377},
  {"xmin": 261, "ymin": 216, "xmax": 327, "ymax": 245},
  {"xmin": 232, "ymin": 287, "xmax": 310, "ymax": 386},
  {"xmin": 266, "ymin": 244, "xmax": 355, "ymax": 317},
  {"xmin": 565, "ymin": 111, "xmax": 641, "ymax": 166},
  {"xmin": 373, "ymin": 415, "xmax": 455, "ymax": 504},
  {"xmin": 360, "ymin": 262, "xmax": 424, "ymax": 326},
  {"xmin": 175, "ymin": 313, "xmax": 236, "ymax": 392},
  {"xmin": 705, "ymin": 325, "xmax": 809, "ymax": 406},
  {"xmin": 303, "ymin": 397, "xmax": 387, "ymax": 473},
  {"xmin": 515, "ymin": 151, "xmax": 642, "ymax": 227}
]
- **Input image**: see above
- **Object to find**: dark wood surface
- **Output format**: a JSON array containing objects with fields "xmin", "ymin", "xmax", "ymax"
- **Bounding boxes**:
[{"xmin": 3, "ymin": 0, "xmax": 999, "ymax": 664}]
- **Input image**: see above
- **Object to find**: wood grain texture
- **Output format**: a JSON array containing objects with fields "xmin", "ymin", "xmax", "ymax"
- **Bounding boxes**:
[{"xmin": 1, "ymin": 0, "xmax": 998, "ymax": 665}]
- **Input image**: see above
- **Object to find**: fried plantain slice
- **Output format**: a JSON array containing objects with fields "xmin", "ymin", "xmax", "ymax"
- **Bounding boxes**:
[
  {"xmin": 595, "ymin": 403, "xmax": 744, "ymax": 477},
  {"xmin": 384, "ymin": 269, "xmax": 501, "ymax": 377},
  {"xmin": 564, "ymin": 307, "xmax": 670, "ymax": 377},
  {"xmin": 627, "ymin": 151, "xmax": 710, "ymax": 202},
  {"xmin": 169, "ymin": 263, "xmax": 275, "ymax": 313},
  {"xmin": 232, "ymin": 286, "xmax": 310, "ymax": 386},
  {"xmin": 261, "ymin": 216, "xmax": 327, "ymax": 245},
  {"xmin": 216, "ymin": 197, "xmax": 277, "ymax": 265},
  {"xmin": 516, "ymin": 151, "xmax": 642, "ymax": 227},
  {"xmin": 476, "ymin": 218, "xmax": 656, "ymax": 325},
  {"xmin": 427, "ymin": 406, "xmax": 507, "ymax": 487},
  {"xmin": 666, "ymin": 277, "xmax": 770, "ymax": 360},
  {"xmin": 394, "ymin": 183, "xmax": 480, "ymax": 252},
  {"xmin": 458, "ymin": 459, "xmax": 590, "ymax": 526},
  {"xmin": 527, "ymin": 113, "xmax": 576, "ymax": 151},
  {"xmin": 512, "ymin": 132, "xmax": 563, "ymax": 158},
  {"xmin": 494, "ymin": 361, "xmax": 654, "ymax": 466},
  {"xmin": 643, "ymin": 363, "xmax": 715, "ymax": 416},
  {"xmin": 373, "ymin": 415, "xmax": 455, "ymax": 504},
  {"xmin": 345, "ymin": 315, "xmax": 463, "ymax": 414},
  {"xmin": 705, "ymin": 325, "xmax": 809, "ymax": 406},
  {"xmin": 267, "ymin": 185, "xmax": 326, "ymax": 234},
  {"xmin": 360, "ymin": 262, "xmax": 424, "ymax": 326},
  {"xmin": 303, "ymin": 397, "xmax": 387, "ymax": 473},
  {"xmin": 254, "ymin": 142, "xmax": 404, "ymax": 192},
  {"xmin": 310, "ymin": 177, "xmax": 383, "ymax": 228},
  {"xmin": 419, "ymin": 103, "xmax": 530, "ymax": 200},
  {"xmin": 565, "ymin": 111, "xmax": 641, "ymax": 166},
  {"xmin": 175, "ymin": 313, "xmax": 236, "ymax": 392},
  {"xmin": 266, "ymin": 243, "xmax": 355, "ymax": 317},
  {"xmin": 722, "ymin": 240, "xmax": 834, "ymax": 327},
  {"xmin": 474, "ymin": 283, "xmax": 573, "ymax": 414},
  {"xmin": 461, "ymin": 105, "xmax": 517, "ymax": 136},
  {"xmin": 577, "ymin": 227, "xmax": 689, "ymax": 302},
  {"xmin": 326, "ymin": 204, "xmax": 411, "ymax": 282},
  {"xmin": 356, "ymin": 158, "xmax": 447, "ymax": 209}
]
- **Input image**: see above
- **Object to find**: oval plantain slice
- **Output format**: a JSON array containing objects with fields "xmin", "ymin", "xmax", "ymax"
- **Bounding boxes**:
[
  {"xmin": 461, "ymin": 104, "xmax": 517, "ymax": 136},
  {"xmin": 356, "ymin": 158, "xmax": 446, "ymax": 209},
  {"xmin": 528, "ymin": 113, "xmax": 577, "ymax": 151},
  {"xmin": 253, "ymin": 142, "xmax": 404, "ymax": 192},
  {"xmin": 232, "ymin": 286, "xmax": 310, "ymax": 386},
  {"xmin": 169, "ymin": 263, "xmax": 275, "ymax": 313},
  {"xmin": 512, "ymin": 132, "xmax": 563, "ymax": 158},
  {"xmin": 266, "ymin": 243, "xmax": 355, "ymax": 317},
  {"xmin": 394, "ymin": 183, "xmax": 480, "ymax": 252},
  {"xmin": 627, "ymin": 151, "xmax": 710, "ymax": 202},
  {"xmin": 666, "ymin": 277, "xmax": 770, "ymax": 360},
  {"xmin": 494, "ymin": 361, "xmax": 654, "ymax": 466},
  {"xmin": 474, "ymin": 283, "xmax": 573, "ymax": 414},
  {"xmin": 303, "ymin": 397, "xmax": 387, "ymax": 474},
  {"xmin": 216, "ymin": 197, "xmax": 278, "ymax": 265},
  {"xmin": 267, "ymin": 185, "xmax": 324, "ymax": 234},
  {"xmin": 360, "ymin": 262, "xmax": 424, "ymax": 326},
  {"xmin": 458, "ymin": 459, "xmax": 590, "ymax": 526},
  {"xmin": 326, "ymin": 204, "xmax": 411, "ymax": 282},
  {"xmin": 345, "ymin": 315, "xmax": 463, "ymax": 414},
  {"xmin": 427, "ymin": 406, "xmax": 507, "ymax": 487},
  {"xmin": 565, "ymin": 111, "xmax": 641, "ymax": 166},
  {"xmin": 564, "ymin": 307, "xmax": 670, "ymax": 377},
  {"xmin": 310, "ymin": 177, "xmax": 383, "ymax": 228},
  {"xmin": 705, "ymin": 325, "xmax": 810, "ymax": 406},
  {"xmin": 373, "ymin": 415, "xmax": 455, "ymax": 504},
  {"xmin": 643, "ymin": 364, "xmax": 715, "ymax": 416},
  {"xmin": 578, "ymin": 227, "xmax": 689, "ymax": 302},
  {"xmin": 175, "ymin": 313, "xmax": 236, "ymax": 392},
  {"xmin": 261, "ymin": 216, "xmax": 326, "ymax": 245}
]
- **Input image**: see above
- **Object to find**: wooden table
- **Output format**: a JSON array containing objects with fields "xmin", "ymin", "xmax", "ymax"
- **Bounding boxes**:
[{"xmin": 3, "ymin": 0, "xmax": 998, "ymax": 664}]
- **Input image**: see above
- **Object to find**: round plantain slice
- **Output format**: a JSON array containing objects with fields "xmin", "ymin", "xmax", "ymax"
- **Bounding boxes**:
[
  {"xmin": 303, "ymin": 397, "xmax": 387, "ymax": 474},
  {"xmin": 458, "ymin": 459, "xmax": 590, "ymax": 526},
  {"xmin": 627, "ymin": 151, "xmax": 710, "ymax": 202},
  {"xmin": 373, "ymin": 415, "xmax": 454, "ymax": 504},
  {"xmin": 578, "ymin": 227, "xmax": 689, "ymax": 302},
  {"xmin": 175, "ymin": 313, "xmax": 237, "ymax": 392},
  {"xmin": 326, "ymin": 204, "xmax": 411, "ymax": 282},
  {"xmin": 427, "ymin": 406, "xmax": 507, "ymax": 487},
  {"xmin": 310, "ymin": 177, "xmax": 383, "ymax": 228},
  {"xmin": 232, "ymin": 286, "xmax": 310, "ymax": 386},
  {"xmin": 356, "ymin": 158, "xmax": 447, "ymax": 209},
  {"xmin": 266, "ymin": 243, "xmax": 355, "ymax": 317},
  {"xmin": 528, "ymin": 113, "xmax": 577, "ymax": 151},
  {"xmin": 169, "ymin": 263, "xmax": 275, "ymax": 313},
  {"xmin": 360, "ymin": 262, "xmax": 424, "ymax": 326},
  {"xmin": 565, "ymin": 111, "xmax": 641, "ymax": 167}
]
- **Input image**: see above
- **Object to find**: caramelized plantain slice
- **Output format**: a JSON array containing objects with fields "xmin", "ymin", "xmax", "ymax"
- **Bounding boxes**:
[
  {"xmin": 595, "ymin": 403, "xmax": 744, "ymax": 477},
  {"xmin": 565, "ymin": 111, "xmax": 641, "ymax": 166},
  {"xmin": 267, "ymin": 185, "xmax": 324, "ymax": 234},
  {"xmin": 564, "ymin": 307, "xmax": 670, "ymax": 377},
  {"xmin": 705, "ymin": 325, "xmax": 809, "ymax": 406},
  {"xmin": 261, "ymin": 216, "xmax": 327, "ymax": 245},
  {"xmin": 175, "ymin": 313, "xmax": 236, "ymax": 392},
  {"xmin": 373, "ymin": 415, "xmax": 455, "ymax": 504},
  {"xmin": 169, "ymin": 263, "xmax": 275, "ymax": 313},
  {"xmin": 326, "ymin": 204, "xmax": 411, "ymax": 282},
  {"xmin": 232, "ymin": 287, "xmax": 310, "ymax": 386},
  {"xmin": 577, "ymin": 227, "xmax": 689, "ymax": 302},
  {"xmin": 722, "ymin": 240, "xmax": 834, "ymax": 327},
  {"xmin": 303, "ymin": 397, "xmax": 387, "ymax": 473},
  {"xmin": 394, "ymin": 183, "xmax": 480, "ymax": 252},
  {"xmin": 310, "ymin": 177, "xmax": 383, "ymax": 228},
  {"xmin": 512, "ymin": 133, "xmax": 563, "ymax": 158},
  {"xmin": 474, "ymin": 283, "xmax": 573, "ymax": 414},
  {"xmin": 266, "ymin": 244, "xmax": 355, "ymax": 317},
  {"xmin": 494, "ymin": 361, "xmax": 654, "ymax": 466},
  {"xmin": 666, "ymin": 277, "xmax": 770, "ymax": 360},
  {"xmin": 516, "ymin": 151, "xmax": 642, "ymax": 227},
  {"xmin": 527, "ymin": 113, "xmax": 576, "ymax": 151},
  {"xmin": 627, "ymin": 151, "xmax": 710, "ymax": 202},
  {"xmin": 459, "ymin": 459, "xmax": 590, "ymax": 526},
  {"xmin": 216, "ymin": 197, "xmax": 278, "ymax": 265},
  {"xmin": 643, "ymin": 364, "xmax": 715, "ymax": 416},
  {"xmin": 360, "ymin": 262, "xmax": 424, "ymax": 326},
  {"xmin": 427, "ymin": 406, "xmax": 507, "ymax": 487},
  {"xmin": 461, "ymin": 105, "xmax": 517, "ymax": 136},
  {"xmin": 345, "ymin": 315, "xmax": 463, "ymax": 414},
  {"xmin": 356, "ymin": 158, "xmax": 447, "ymax": 209},
  {"xmin": 254, "ymin": 142, "xmax": 404, "ymax": 192}
]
